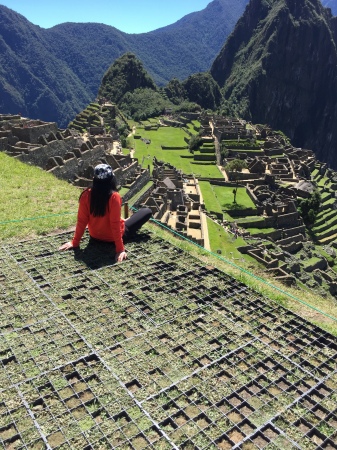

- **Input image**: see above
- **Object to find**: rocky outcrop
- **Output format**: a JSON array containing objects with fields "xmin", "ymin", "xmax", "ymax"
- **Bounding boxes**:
[{"xmin": 210, "ymin": 0, "xmax": 337, "ymax": 169}]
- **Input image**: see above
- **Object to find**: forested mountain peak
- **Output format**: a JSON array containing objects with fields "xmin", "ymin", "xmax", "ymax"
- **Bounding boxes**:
[{"xmin": 98, "ymin": 53, "xmax": 157, "ymax": 104}]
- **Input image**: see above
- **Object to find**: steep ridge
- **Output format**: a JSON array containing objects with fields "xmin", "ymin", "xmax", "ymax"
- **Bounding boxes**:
[{"xmin": 210, "ymin": 0, "xmax": 337, "ymax": 169}]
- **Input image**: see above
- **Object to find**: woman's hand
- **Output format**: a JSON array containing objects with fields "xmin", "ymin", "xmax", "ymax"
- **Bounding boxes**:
[
  {"xmin": 59, "ymin": 242, "xmax": 74, "ymax": 251},
  {"xmin": 115, "ymin": 251, "xmax": 127, "ymax": 262}
]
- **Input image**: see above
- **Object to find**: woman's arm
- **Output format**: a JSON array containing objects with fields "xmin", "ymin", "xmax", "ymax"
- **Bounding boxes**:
[
  {"xmin": 109, "ymin": 192, "xmax": 125, "ymax": 254},
  {"xmin": 59, "ymin": 190, "xmax": 90, "ymax": 250},
  {"xmin": 72, "ymin": 191, "xmax": 90, "ymax": 247}
]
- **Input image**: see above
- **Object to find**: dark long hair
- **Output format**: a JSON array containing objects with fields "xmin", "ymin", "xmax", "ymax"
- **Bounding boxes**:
[{"xmin": 79, "ymin": 175, "xmax": 118, "ymax": 217}]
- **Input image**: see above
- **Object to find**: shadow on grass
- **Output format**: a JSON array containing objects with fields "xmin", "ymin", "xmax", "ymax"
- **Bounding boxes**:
[
  {"xmin": 222, "ymin": 202, "xmax": 250, "ymax": 210},
  {"xmin": 190, "ymin": 162, "xmax": 217, "ymax": 166},
  {"xmin": 73, "ymin": 233, "xmax": 152, "ymax": 270}
]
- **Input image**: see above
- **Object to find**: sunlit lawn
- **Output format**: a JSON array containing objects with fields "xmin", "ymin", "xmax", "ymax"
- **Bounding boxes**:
[
  {"xmin": 128, "ymin": 126, "xmax": 222, "ymax": 178},
  {"xmin": 199, "ymin": 181, "xmax": 222, "ymax": 214},
  {"xmin": 212, "ymin": 185, "xmax": 257, "ymax": 210},
  {"xmin": 0, "ymin": 153, "xmax": 78, "ymax": 240},
  {"xmin": 199, "ymin": 182, "xmax": 257, "ymax": 214}
]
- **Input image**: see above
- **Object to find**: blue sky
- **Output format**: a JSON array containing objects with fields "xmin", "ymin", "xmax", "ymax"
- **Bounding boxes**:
[{"xmin": 0, "ymin": 1, "xmax": 212, "ymax": 33}]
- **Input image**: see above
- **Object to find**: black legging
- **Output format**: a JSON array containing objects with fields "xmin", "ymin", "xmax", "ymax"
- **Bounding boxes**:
[
  {"xmin": 88, "ymin": 207, "xmax": 152, "ymax": 245},
  {"xmin": 123, "ymin": 207, "xmax": 152, "ymax": 238}
]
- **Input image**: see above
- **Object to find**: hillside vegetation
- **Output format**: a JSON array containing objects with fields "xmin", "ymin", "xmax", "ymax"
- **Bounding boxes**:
[
  {"xmin": 96, "ymin": 53, "xmax": 221, "ymax": 122},
  {"xmin": 0, "ymin": 153, "xmax": 78, "ymax": 240},
  {"xmin": 0, "ymin": 0, "xmax": 249, "ymax": 127}
]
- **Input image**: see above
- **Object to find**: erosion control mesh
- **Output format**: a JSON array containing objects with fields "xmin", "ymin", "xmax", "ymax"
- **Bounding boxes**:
[{"xmin": 1, "ymin": 230, "xmax": 337, "ymax": 449}]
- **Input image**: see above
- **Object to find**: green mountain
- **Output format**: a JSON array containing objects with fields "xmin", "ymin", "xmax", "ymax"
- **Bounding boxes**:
[
  {"xmin": 0, "ymin": 7, "xmax": 92, "ymax": 126},
  {"xmin": 0, "ymin": 0, "xmax": 248, "ymax": 127},
  {"xmin": 95, "ymin": 53, "xmax": 222, "ymax": 121},
  {"xmin": 98, "ymin": 53, "xmax": 157, "ymax": 103},
  {"xmin": 210, "ymin": 0, "xmax": 337, "ymax": 169}
]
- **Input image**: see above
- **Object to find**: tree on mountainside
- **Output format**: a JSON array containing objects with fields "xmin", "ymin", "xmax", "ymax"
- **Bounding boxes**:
[
  {"xmin": 120, "ymin": 88, "xmax": 172, "ymax": 121},
  {"xmin": 224, "ymin": 158, "xmax": 247, "ymax": 203},
  {"xmin": 188, "ymin": 134, "xmax": 203, "ymax": 153},
  {"xmin": 164, "ymin": 78, "xmax": 187, "ymax": 104},
  {"xmin": 220, "ymin": 141, "xmax": 229, "ymax": 162},
  {"xmin": 183, "ymin": 73, "xmax": 222, "ymax": 110},
  {"xmin": 298, "ymin": 190, "xmax": 321, "ymax": 225}
]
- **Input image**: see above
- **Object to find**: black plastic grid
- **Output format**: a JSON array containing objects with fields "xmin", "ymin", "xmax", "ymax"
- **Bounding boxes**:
[{"xmin": 1, "ymin": 230, "xmax": 336, "ymax": 449}]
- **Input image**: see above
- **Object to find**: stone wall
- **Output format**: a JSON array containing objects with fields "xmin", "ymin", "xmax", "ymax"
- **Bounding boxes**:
[
  {"xmin": 276, "ymin": 212, "xmax": 301, "ymax": 228},
  {"xmin": 253, "ymin": 229, "xmax": 283, "ymax": 241},
  {"xmin": 304, "ymin": 258, "xmax": 328, "ymax": 272},
  {"xmin": 47, "ymin": 144, "xmax": 106, "ymax": 181},
  {"xmin": 0, "ymin": 136, "xmax": 8, "ymax": 150},
  {"xmin": 275, "ymin": 234, "xmax": 305, "ymax": 247},
  {"xmin": 12, "ymin": 122, "xmax": 58, "ymax": 144},
  {"xmin": 226, "ymin": 171, "xmax": 263, "ymax": 181},
  {"xmin": 228, "ymin": 207, "xmax": 258, "ymax": 218},
  {"xmin": 122, "ymin": 169, "xmax": 151, "ymax": 204},
  {"xmin": 110, "ymin": 159, "xmax": 139, "ymax": 187},
  {"xmin": 15, "ymin": 136, "xmax": 80, "ymax": 169},
  {"xmin": 239, "ymin": 216, "xmax": 275, "ymax": 229}
]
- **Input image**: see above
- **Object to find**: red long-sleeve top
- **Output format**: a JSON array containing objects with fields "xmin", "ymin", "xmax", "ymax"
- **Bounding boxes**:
[{"xmin": 71, "ymin": 189, "xmax": 125, "ymax": 252}]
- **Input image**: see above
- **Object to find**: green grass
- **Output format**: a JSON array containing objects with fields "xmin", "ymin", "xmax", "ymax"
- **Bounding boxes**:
[
  {"xmin": 127, "ymin": 181, "xmax": 153, "ymax": 206},
  {"xmin": 315, "ymin": 175, "xmax": 331, "ymax": 188},
  {"xmin": 207, "ymin": 217, "xmax": 252, "ymax": 262},
  {"xmin": 128, "ymin": 126, "xmax": 222, "ymax": 178},
  {"xmin": 314, "ymin": 209, "xmax": 336, "ymax": 226},
  {"xmin": 0, "ymin": 153, "xmax": 78, "ymax": 240},
  {"xmin": 199, "ymin": 181, "xmax": 222, "ymax": 214},
  {"xmin": 321, "ymin": 191, "xmax": 333, "ymax": 202},
  {"xmin": 236, "ymin": 216, "xmax": 265, "ymax": 224},
  {"xmin": 119, "ymin": 187, "xmax": 130, "ymax": 197},
  {"xmin": 191, "ymin": 120, "xmax": 201, "ymax": 128},
  {"xmin": 302, "ymin": 256, "xmax": 322, "ymax": 268},
  {"xmin": 321, "ymin": 198, "xmax": 336, "ymax": 207},
  {"xmin": 312, "ymin": 213, "xmax": 337, "ymax": 233},
  {"xmin": 185, "ymin": 123, "xmax": 199, "ymax": 135},
  {"xmin": 244, "ymin": 227, "xmax": 276, "ymax": 235},
  {"xmin": 199, "ymin": 182, "xmax": 256, "ymax": 216},
  {"xmin": 212, "ymin": 185, "xmax": 257, "ymax": 211},
  {"xmin": 311, "ymin": 168, "xmax": 319, "ymax": 178}
]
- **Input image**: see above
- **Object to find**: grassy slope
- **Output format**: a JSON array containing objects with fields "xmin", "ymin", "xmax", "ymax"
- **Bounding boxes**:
[
  {"xmin": 199, "ymin": 181, "xmax": 223, "ymax": 214},
  {"xmin": 0, "ymin": 153, "xmax": 78, "ymax": 240},
  {"xmin": 151, "ymin": 222, "xmax": 337, "ymax": 336}
]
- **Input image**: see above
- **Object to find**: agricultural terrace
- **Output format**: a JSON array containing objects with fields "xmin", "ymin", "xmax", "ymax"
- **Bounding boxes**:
[{"xmin": 127, "ymin": 124, "xmax": 222, "ymax": 178}]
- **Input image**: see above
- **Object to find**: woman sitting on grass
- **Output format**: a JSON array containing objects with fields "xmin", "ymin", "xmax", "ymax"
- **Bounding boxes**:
[{"xmin": 59, "ymin": 164, "xmax": 152, "ymax": 262}]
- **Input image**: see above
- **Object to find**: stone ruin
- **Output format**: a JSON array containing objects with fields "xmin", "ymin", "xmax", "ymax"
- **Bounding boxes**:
[
  {"xmin": 0, "ymin": 114, "xmax": 150, "ymax": 199},
  {"xmin": 209, "ymin": 116, "xmax": 337, "ymax": 293},
  {"xmin": 134, "ymin": 157, "xmax": 207, "ymax": 248}
]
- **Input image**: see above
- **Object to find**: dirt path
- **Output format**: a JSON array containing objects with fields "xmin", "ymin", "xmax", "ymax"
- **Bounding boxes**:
[{"xmin": 217, "ymin": 165, "xmax": 228, "ymax": 180}]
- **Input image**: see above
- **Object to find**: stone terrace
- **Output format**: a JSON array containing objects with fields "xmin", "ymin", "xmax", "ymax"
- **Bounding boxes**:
[{"xmin": 1, "ymin": 230, "xmax": 337, "ymax": 449}]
